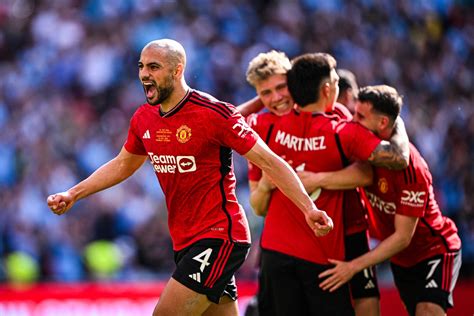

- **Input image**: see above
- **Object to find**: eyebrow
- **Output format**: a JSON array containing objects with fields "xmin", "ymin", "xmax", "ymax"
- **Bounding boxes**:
[{"xmin": 138, "ymin": 61, "xmax": 162, "ymax": 67}]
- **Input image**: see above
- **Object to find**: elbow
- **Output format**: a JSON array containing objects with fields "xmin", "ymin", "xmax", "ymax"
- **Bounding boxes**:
[
  {"xmin": 361, "ymin": 176, "xmax": 373, "ymax": 187},
  {"xmin": 254, "ymin": 209, "xmax": 267, "ymax": 217},
  {"xmin": 398, "ymin": 235, "xmax": 412, "ymax": 250},
  {"xmin": 402, "ymin": 155, "xmax": 409, "ymax": 168},
  {"xmin": 399, "ymin": 153, "xmax": 409, "ymax": 169},
  {"xmin": 250, "ymin": 200, "xmax": 267, "ymax": 217},
  {"xmin": 391, "ymin": 153, "xmax": 409, "ymax": 170}
]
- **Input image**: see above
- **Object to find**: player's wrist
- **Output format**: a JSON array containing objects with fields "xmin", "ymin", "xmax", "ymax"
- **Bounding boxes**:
[{"xmin": 67, "ymin": 187, "xmax": 81, "ymax": 202}]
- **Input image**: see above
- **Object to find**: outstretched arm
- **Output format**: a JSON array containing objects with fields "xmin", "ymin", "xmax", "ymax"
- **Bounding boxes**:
[
  {"xmin": 244, "ymin": 138, "xmax": 333, "ymax": 236},
  {"xmin": 47, "ymin": 147, "xmax": 147, "ymax": 215},
  {"xmin": 368, "ymin": 117, "xmax": 409, "ymax": 170},
  {"xmin": 319, "ymin": 213, "xmax": 418, "ymax": 291},
  {"xmin": 236, "ymin": 96, "xmax": 264, "ymax": 118}
]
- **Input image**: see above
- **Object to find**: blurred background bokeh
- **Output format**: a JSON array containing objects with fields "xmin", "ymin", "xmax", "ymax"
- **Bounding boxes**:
[{"xmin": 0, "ymin": 0, "xmax": 473, "ymax": 289}]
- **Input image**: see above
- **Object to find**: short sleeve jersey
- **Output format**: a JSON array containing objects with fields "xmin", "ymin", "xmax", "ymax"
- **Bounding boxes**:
[
  {"xmin": 329, "ymin": 103, "xmax": 371, "ymax": 235},
  {"xmin": 124, "ymin": 89, "xmax": 258, "ymax": 251},
  {"xmin": 365, "ymin": 143, "xmax": 461, "ymax": 267},
  {"xmin": 253, "ymin": 109, "xmax": 380, "ymax": 264},
  {"xmin": 246, "ymin": 111, "xmax": 281, "ymax": 181}
]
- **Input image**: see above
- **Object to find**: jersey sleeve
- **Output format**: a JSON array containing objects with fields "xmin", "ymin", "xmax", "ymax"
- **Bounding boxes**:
[
  {"xmin": 396, "ymin": 163, "xmax": 428, "ymax": 217},
  {"xmin": 246, "ymin": 113, "xmax": 263, "ymax": 181},
  {"xmin": 124, "ymin": 111, "xmax": 147, "ymax": 155},
  {"xmin": 215, "ymin": 107, "xmax": 259, "ymax": 155},
  {"xmin": 337, "ymin": 121, "xmax": 381, "ymax": 161}
]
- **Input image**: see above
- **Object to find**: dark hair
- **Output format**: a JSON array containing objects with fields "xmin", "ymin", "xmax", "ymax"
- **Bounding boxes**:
[
  {"xmin": 287, "ymin": 53, "xmax": 337, "ymax": 107},
  {"xmin": 337, "ymin": 69, "xmax": 358, "ymax": 97},
  {"xmin": 358, "ymin": 85, "xmax": 403, "ymax": 122}
]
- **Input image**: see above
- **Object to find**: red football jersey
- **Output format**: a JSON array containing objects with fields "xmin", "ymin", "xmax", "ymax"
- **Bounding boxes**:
[
  {"xmin": 252, "ymin": 109, "xmax": 380, "ymax": 264},
  {"xmin": 329, "ymin": 103, "xmax": 370, "ymax": 235},
  {"xmin": 124, "ymin": 89, "xmax": 258, "ymax": 250},
  {"xmin": 365, "ymin": 143, "xmax": 461, "ymax": 267},
  {"xmin": 246, "ymin": 111, "xmax": 281, "ymax": 181}
]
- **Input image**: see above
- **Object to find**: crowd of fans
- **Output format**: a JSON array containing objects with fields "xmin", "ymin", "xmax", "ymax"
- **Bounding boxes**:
[{"xmin": 0, "ymin": 0, "xmax": 472, "ymax": 284}]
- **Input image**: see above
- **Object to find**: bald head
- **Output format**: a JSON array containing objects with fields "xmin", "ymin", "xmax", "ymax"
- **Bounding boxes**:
[{"xmin": 142, "ymin": 39, "xmax": 187, "ymax": 72}]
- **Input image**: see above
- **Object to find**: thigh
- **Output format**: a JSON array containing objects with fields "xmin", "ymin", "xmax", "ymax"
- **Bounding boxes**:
[
  {"xmin": 258, "ymin": 250, "xmax": 307, "ymax": 316},
  {"xmin": 391, "ymin": 251, "xmax": 462, "ymax": 316},
  {"xmin": 298, "ymin": 260, "xmax": 354, "ymax": 316},
  {"xmin": 345, "ymin": 231, "xmax": 380, "ymax": 299},
  {"xmin": 172, "ymin": 239, "xmax": 250, "ymax": 304},
  {"xmin": 203, "ymin": 295, "xmax": 239, "ymax": 316},
  {"xmin": 153, "ymin": 277, "xmax": 210, "ymax": 315}
]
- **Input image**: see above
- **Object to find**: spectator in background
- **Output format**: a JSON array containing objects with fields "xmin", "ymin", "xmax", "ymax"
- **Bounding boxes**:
[{"xmin": 0, "ymin": 0, "xmax": 472, "ymax": 288}]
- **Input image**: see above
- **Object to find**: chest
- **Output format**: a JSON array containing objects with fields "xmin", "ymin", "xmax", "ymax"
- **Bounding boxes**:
[
  {"xmin": 366, "ymin": 169, "xmax": 400, "ymax": 215},
  {"xmin": 140, "ymin": 110, "xmax": 214, "ymax": 157}
]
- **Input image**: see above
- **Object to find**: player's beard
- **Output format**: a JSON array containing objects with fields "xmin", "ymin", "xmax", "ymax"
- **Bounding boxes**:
[{"xmin": 147, "ymin": 74, "xmax": 174, "ymax": 106}]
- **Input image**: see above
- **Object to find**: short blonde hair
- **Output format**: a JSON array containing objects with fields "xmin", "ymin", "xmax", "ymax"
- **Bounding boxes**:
[{"xmin": 246, "ymin": 50, "xmax": 291, "ymax": 87}]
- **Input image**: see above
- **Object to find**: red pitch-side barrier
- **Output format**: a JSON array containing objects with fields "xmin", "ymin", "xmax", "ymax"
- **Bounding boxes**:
[{"xmin": 0, "ymin": 281, "xmax": 472, "ymax": 315}]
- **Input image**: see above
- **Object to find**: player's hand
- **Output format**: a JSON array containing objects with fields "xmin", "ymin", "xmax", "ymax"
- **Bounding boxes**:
[
  {"xmin": 297, "ymin": 171, "xmax": 320, "ymax": 193},
  {"xmin": 318, "ymin": 259, "xmax": 356, "ymax": 292},
  {"xmin": 47, "ymin": 191, "xmax": 75, "ymax": 215},
  {"xmin": 306, "ymin": 209, "xmax": 333, "ymax": 237}
]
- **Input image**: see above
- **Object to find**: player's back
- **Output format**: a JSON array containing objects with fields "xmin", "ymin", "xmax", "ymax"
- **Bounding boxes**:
[{"xmin": 260, "ymin": 110, "xmax": 348, "ymax": 264}]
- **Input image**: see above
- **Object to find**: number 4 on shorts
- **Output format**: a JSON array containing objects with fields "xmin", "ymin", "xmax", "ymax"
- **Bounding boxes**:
[{"xmin": 193, "ymin": 248, "xmax": 213, "ymax": 272}]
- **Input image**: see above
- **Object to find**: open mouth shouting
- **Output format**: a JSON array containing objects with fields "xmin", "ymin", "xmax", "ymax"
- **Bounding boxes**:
[{"xmin": 143, "ymin": 82, "xmax": 157, "ymax": 101}]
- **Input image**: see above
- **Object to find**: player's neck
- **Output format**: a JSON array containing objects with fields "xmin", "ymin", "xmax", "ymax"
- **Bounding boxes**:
[
  {"xmin": 160, "ymin": 82, "xmax": 189, "ymax": 112},
  {"xmin": 298, "ymin": 100, "xmax": 326, "ymax": 113},
  {"xmin": 379, "ymin": 127, "xmax": 393, "ymax": 141}
]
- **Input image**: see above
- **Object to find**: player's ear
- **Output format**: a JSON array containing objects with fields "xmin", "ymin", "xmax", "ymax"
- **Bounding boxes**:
[
  {"xmin": 379, "ymin": 115, "xmax": 390, "ymax": 130},
  {"xmin": 321, "ymin": 81, "xmax": 331, "ymax": 99},
  {"xmin": 174, "ymin": 63, "xmax": 184, "ymax": 77}
]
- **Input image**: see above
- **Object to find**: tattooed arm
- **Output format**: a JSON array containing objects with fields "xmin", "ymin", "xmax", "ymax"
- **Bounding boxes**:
[{"xmin": 368, "ymin": 117, "xmax": 409, "ymax": 170}]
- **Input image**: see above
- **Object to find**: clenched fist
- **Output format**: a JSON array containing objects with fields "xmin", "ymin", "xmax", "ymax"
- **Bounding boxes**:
[{"xmin": 47, "ymin": 191, "xmax": 75, "ymax": 215}]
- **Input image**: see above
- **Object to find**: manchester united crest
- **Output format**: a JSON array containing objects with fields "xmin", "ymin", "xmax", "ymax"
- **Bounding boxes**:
[
  {"xmin": 176, "ymin": 125, "xmax": 192, "ymax": 143},
  {"xmin": 378, "ymin": 178, "xmax": 389, "ymax": 193}
]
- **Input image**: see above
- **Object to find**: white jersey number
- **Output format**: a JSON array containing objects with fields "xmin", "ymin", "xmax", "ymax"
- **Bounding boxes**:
[{"xmin": 193, "ymin": 248, "xmax": 213, "ymax": 272}]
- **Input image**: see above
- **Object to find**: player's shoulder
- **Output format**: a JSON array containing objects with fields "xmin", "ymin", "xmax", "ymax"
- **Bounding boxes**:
[
  {"xmin": 399, "ymin": 142, "xmax": 432, "ymax": 184},
  {"xmin": 335, "ymin": 118, "xmax": 363, "ymax": 133},
  {"xmin": 188, "ymin": 89, "xmax": 236, "ymax": 119},
  {"xmin": 247, "ymin": 111, "xmax": 278, "ymax": 129},
  {"xmin": 131, "ymin": 103, "xmax": 155, "ymax": 119},
  {"xmin": 332, "ymin": 102, "xmax": 353, "ymax": 121}
]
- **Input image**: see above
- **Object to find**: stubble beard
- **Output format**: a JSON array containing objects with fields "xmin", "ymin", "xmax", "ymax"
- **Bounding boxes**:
[{"xmin": 147, "ymin": 75, "xmax": 174, "ymax": 106}]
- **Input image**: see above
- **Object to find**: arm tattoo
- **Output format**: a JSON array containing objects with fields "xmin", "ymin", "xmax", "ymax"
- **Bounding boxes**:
[{"xmin": 368, "ymin": 141, "xmax": 408, "ymax": 170}]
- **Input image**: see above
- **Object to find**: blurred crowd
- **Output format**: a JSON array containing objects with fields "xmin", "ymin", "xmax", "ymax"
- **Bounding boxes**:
[{"xmin": 0, "ymin": 0, "xmax": 473, "ymax": 284}]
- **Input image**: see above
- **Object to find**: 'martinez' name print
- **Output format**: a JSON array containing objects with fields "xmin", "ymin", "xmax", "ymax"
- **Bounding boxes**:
[{"xmin": 275, "ymin": 130, "xmax": 326, "ymax": 151}]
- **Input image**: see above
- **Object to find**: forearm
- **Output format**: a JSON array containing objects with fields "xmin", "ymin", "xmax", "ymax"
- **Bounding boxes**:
[
  {"xmin": 249, "ymin": 183, "xmax": 272, "ymax": 217},
  {"xmin": 236, "ymin": 96, "xmax": 264, "ymax": 118},
  {"xmin": 389, "ymin": 117, "xmax": 410, "ymax": 165},
  {"xmin": 305, "ymin": 162, "xmax": 373, "ymax": 190},
  {"xmin": 350, "ymin": 233, "xmax": 410, "ymax": 274},
  {"xmin": 69, "ymin": 150, "xmax": 145, "ymax": 201}
]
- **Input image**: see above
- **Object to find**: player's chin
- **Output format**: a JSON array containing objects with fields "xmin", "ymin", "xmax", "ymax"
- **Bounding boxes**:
[
  {"xmin": 147, "ymin": 97, "xmax": 159, "ymax": 106},
  {"xmin": 273, "ymin": 107, "xmax": 292, "ymax": 116}
]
